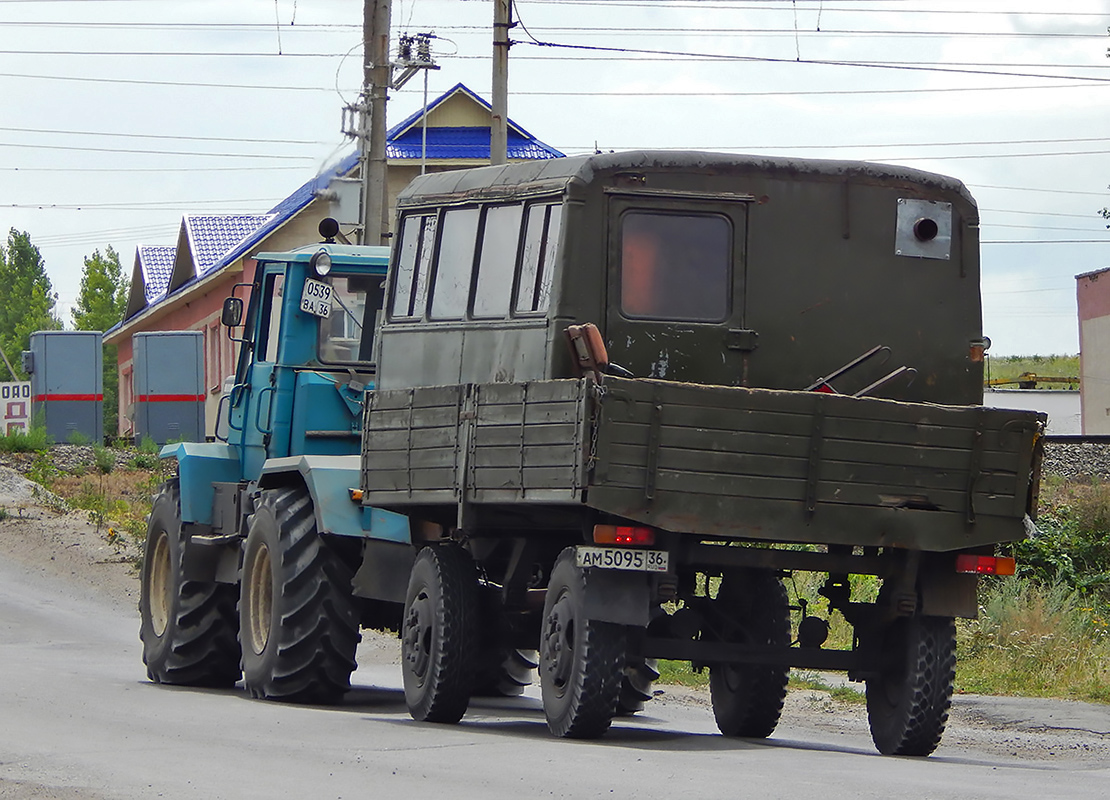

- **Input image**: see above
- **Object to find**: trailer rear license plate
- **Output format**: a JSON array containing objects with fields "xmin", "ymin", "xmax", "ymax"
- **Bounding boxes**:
[{"xmin": 576, "ymin": 546, "xmax": 669, "ymax": 572}]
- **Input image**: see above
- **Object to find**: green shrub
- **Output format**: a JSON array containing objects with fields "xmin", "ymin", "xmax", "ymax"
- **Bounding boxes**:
[
  {"xmin": 92, "ymin": 444, "xmax": 115, "ymax": 475},
  {"xmin": 66, "ymin": 430, "xmax": 91, "ymax": 446},
  {"xmin": 137, "ymin": 435, "xmax": 160, "ymax": 455},
  {"xmin": 0, "ymin": 425, "xmax": 51, "ymax": 453}
]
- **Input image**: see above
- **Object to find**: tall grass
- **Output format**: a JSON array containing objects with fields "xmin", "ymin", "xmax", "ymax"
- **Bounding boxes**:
[{"xmin": 957, "ymin": 578, "xmax": 1110, "ymax": 703}]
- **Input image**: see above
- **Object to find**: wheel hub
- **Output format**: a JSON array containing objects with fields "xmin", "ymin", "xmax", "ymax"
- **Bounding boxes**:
[
  {"xmin": 246, "ymin": 543, "xmax": 273, "ymax": 655},
  {"xmin": 403, "ymin": 591, "xmax": 432, "ymax": 682},
  {"xmin": 542, "ymin": 593, "xmax": 576, "ymax": 691},
  {"xmin": 147, "ymin": 531, "xmax": 171, "ymax": 637}
]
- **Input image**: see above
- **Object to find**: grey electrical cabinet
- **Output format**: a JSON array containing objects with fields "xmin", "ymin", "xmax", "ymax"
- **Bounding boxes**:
[
  {"xmin": 24, "ymin": 330, "xmax": 103, "ymax": 444},
  {"xmin": 132, "ymin": 331, "xmax": 205, "ymax": 445}
]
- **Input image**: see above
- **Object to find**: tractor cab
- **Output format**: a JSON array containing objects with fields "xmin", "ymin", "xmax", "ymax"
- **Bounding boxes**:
[{"xmin": 220, "ymin": 240, "xmax": 390, "ymax": 482}]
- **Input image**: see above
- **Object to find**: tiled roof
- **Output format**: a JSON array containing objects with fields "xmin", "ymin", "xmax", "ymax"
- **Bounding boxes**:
[
  {"xmin": 387, "ymin": 126, "xmax": 563, "ymax": 161},
  {"xmin": 184, "ymin": 214, "xmax": 274, "ymax": 276},
  {"xmin": 138, "ymin": 246, "xmax": 176, "ymax": 301}
]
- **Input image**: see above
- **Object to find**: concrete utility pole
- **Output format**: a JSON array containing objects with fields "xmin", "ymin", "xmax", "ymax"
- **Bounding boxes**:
[
  {"xmin": 491, "ymin": 0, "xmax": 511, "ymax": 166},
  {"xmin": 361, "ymin": 0, "xmax": 391, "ymax": 246}
]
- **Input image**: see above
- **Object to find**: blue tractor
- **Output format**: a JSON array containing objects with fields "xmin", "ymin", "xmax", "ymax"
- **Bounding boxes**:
[{"xmin": 138, "ymin": 235, "xmax": 411, "ymax": 702}]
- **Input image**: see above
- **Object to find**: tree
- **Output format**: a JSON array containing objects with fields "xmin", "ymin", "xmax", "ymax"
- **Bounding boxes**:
[
  {"xmin": 0, "ymin": 229, "xmax": 61, "ymax": 380},
  {"xmin": 72, "ymin": 246, "xmax": 128, "ymax": 437}
]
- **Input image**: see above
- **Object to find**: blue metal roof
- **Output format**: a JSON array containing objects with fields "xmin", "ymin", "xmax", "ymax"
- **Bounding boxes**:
[
  {"xmin": 387, "ymin": 126, "xmax": 562, "ymax": 161},
  {"xmin": 138, "ymin": 245, "xmax": 176, "ymax": 302},
  {"xmin": 387, "ymin": 83, "xmax": 563, "ymax": 160}
]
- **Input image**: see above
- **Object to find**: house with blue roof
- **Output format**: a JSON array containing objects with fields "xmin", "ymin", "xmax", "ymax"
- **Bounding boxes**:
[{"xmin": 104, "ymin": 84, "xmax": 563, "ymax": 438}]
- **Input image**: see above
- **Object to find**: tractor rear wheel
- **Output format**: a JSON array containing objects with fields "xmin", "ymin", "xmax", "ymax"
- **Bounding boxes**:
[
  {"xmin": 140, "ymin": 480, "xmax": 240, "ymax": 688},
  {"xmin": 240, "ymin": 487, "xmax": 361, "ymax": 704}
]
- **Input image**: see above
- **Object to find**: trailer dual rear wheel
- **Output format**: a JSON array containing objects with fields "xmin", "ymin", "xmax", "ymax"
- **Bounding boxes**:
[
  {"xmin": 401, "ymin": 545, "xmax": 479, "ymax": 723},
  {"xmin": 139, "ymin": 480, "xmax": 240, "ymax": 687},
  {"xmin": 539, "ymin": 548, "xmax": 626, "ymax": 738},
  {"xmin": 866, "ymin": 614, "xmax": 956, "ymax": 756},
  {"xmin": 239, "ymin": 487, "xmax": 361, "ymax": 704},
  {"xmin": 709, "ymin": 570, "xmax": 791, "ymax": 739}
]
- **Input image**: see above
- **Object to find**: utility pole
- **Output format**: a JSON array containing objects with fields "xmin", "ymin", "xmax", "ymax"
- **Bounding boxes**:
[
  {"xmin": 361, "ymin": 0, "xmax": 391, "ymax": 246},
  {"xmin": 491, "ymin": 0, "xmax": 511, "ymax": 166}
]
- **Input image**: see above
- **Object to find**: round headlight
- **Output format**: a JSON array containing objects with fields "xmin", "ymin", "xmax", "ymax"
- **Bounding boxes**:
[{"xmin": 310, "ymin": 249, "xmax": 332, "ymax": 277}]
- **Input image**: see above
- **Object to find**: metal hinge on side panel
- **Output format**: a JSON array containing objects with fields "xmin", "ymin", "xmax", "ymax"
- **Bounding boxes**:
[
  {"xmin": 458, "ymin": 384, "xmax": 476, "ymax": 531},
  {"xmin": 405, "ymin": 388, "xmax": 414, "ymax": 499},
  {"xmin": 518, "ymin": 382, "xmax": 528, "ymax": 498},
  {"xmin": 965, "ymin": 407, "xmax": 986, "ymax": 525},
  {"xmin": 726, "ymin": 328, "xmax": 759, "ymax": 352},
  {"xmin": 805, "ymin": 404, "xmax": 826, "ymax": 516},
  {"xmin": 644, "ymin": 387, "xmax": 664, "ymax": 503}
]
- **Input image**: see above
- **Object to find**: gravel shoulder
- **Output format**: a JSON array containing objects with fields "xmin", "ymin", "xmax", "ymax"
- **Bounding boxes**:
[{"xmin": 2, "ymin": 461, "xmax": 1108, "ymax": 763}]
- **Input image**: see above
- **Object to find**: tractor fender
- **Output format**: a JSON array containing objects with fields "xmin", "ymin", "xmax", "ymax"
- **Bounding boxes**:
[{"xmin": 258, "ymin": 455, "xmax": 410, "ymax": 544}]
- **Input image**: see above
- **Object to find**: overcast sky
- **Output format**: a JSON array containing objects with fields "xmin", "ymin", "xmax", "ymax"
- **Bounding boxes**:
[{"xmin": 3, "ymin": 0, "xmax": 1108, "ymax": 356}]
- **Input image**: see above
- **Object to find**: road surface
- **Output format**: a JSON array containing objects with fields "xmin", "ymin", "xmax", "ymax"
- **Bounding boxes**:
[{"xmin": 1, "ymin": 551, "xmax": 1108, "ymax": 800}]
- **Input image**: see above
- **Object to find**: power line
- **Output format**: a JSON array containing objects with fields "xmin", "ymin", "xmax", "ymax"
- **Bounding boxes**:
[
  {"xmin": 0, "ymin": 126, "xmax": 330, "ymax": 147},
  {"xmin": 0, "ymin": 71, "xmax": 339, "ymax": 92},
  {"xmin": 508, "ymin": 41, "xmax": 1110, "ymax": 83},
  {"xmin": 0, "ymin": 165, "xmax": 309, "ymax": 173},
  {"xmin": 0, "ymin": 142, "xmax": 315, "ymax": 159}
]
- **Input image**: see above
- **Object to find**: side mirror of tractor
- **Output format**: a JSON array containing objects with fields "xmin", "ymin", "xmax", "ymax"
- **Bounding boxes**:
[{"xmin": 221, "ymin": 297, "xmax": 244, "ymax": 327}]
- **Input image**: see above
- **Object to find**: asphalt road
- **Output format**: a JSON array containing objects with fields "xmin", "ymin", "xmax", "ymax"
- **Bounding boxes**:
[{"xmin": 2, "ymin": 556, "xmax": 1107, "ymax": 800}]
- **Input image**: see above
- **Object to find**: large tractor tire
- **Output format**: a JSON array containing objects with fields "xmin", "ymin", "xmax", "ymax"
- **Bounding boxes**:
[
  {"xmin": 709, "ymin": 570, "xmax": 791, "ymax": 739},
  {"xmin": 139, "ymin": 480, "xmax": 240, "ymax": 687},
  {"xmin": 866, "ymin": 614, "xmax": 956, "ymax": 756},
  {"xmin": 239, "ymin": 487, "xmax": 361, "ymax": 704},
  {"xmin": 401, "ymin": 545, "xmax": 480, "ymax": 723},
  {"xmin": 539, "ymin": 548, "xmax": 626, "ymax": 739}
]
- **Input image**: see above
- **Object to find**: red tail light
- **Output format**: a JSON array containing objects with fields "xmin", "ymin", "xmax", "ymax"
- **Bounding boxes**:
[
  {"xmin": 955, "ymin": 554, "xmax": 1016, "ymax": 576},
  {"xmin": 593, "ymin": 525, "xmax": 655, "ymax": 546}
]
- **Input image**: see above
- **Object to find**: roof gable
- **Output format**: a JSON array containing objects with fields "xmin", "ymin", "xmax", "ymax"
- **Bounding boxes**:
[
  {"xmin": 124, "ymin": 245, "xmax": 176, "ymax": 319},
  {"xmin": 386, "ymin": 83, "xmax": 563, "ymax": 161}
]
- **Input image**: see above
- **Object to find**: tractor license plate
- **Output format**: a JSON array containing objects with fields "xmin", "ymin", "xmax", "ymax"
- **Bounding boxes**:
[
  {"xmin": 576, "ymin": 546, "xmax": 669, "ymax": 573},
  {"xmin": 300, "ymin": 278, "xmax": 333, "ymax": 318}
]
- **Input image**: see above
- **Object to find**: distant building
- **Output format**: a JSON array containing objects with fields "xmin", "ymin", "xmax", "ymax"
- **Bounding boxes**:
[
  {"xmin": 104, "ymin": 84, "xmax": 563, "ymax": 438},
  {"xmin": 1076, "ymin": 267, "xmax": 1110, "ymax": 433},
  {"xmin": 984, "ymin": 389, "xmax": 1081, "ymax": 436}
]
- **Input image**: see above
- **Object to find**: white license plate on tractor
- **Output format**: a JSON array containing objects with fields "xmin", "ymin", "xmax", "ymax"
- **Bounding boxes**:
[
  {"xmin": 576, "ymin": 546, "xmax": 670, "ymax": 572},
  {"xmin": 300, "ymin": 278, "xmax": 333, "ymax": 318}
]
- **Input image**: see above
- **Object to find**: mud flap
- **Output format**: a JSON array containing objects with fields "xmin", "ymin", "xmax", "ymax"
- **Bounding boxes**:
[{"xmin": 581, "ymin": 568, "xmax": 653, "ymax": 627}]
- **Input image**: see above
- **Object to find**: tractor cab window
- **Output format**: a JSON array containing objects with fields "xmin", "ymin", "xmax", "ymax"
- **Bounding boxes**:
[{"xmin": 317, "ymin": 272, "xmax": 386, "ymax": 366}]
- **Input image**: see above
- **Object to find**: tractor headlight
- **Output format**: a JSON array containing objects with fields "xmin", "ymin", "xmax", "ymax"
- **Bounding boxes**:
[{"xmin": 310, "ymin": 249, "xmax": 332, "ymax": 277}]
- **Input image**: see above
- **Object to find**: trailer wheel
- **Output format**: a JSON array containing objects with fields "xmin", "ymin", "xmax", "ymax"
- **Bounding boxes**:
[
  {"xmin": 866, "ymin": 615, "xmax": 956, "ymax": 756},
  {"xmin": 539, "ymin": 548, "xmax": 626, "ymax": 738},
  {"xmin": 617, "ymin": 657, "xmax": 660, "ymax": 715},
  {"xmin": 139, "ymin": 480, "xmax": 240, "ymax": 687},
  {"xmin": 401, "ymin": 545, "xmax": 479, "ymax": 723},
  {"xmin": 239, "ymin": 487, "xmax": 361, "ymax": 704},
  {"xmin": 709, "ymin": 570, "xmax": 791, "ymax": 738}
]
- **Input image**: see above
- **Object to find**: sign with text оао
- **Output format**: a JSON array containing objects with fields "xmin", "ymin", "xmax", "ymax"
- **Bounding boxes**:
[{"xmin": 1, "ymin": 382, "xmax": 31, "ymax": 434}]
